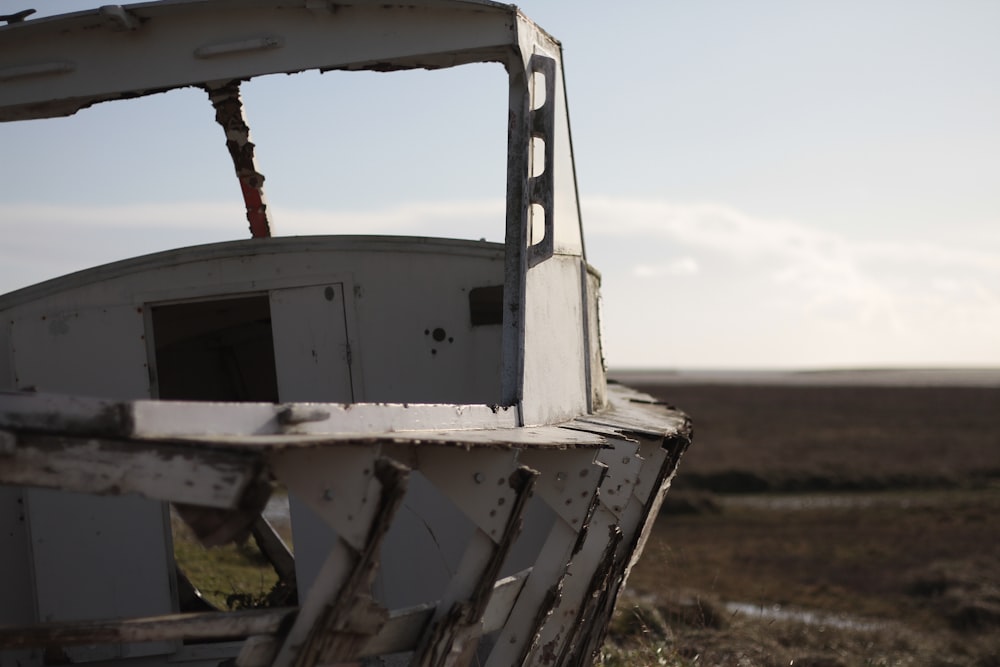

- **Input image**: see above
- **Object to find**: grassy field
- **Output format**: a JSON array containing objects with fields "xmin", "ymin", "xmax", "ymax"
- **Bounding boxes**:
[{"xmin": 600, "ymin": 379, "xmax": 1000, "ymax": 667}]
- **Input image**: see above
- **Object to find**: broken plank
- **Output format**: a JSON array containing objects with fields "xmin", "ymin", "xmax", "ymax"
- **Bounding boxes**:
[
  {"xmin": 0, "ymin": 608, "xmax": 296, "ymax": 648},
  {"xmin": 0, "ymin": 432, "xmax": 265, "ymax": 510}
]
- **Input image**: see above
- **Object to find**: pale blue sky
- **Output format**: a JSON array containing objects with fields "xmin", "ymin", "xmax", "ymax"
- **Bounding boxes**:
[{"xmin": 2, "ymin": 1, "xmax": 998, "ymax": 369}]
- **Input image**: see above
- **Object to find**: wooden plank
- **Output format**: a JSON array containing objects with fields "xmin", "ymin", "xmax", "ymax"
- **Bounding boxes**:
[
  {"xmin": 0, "ymin": 559, "xmax": 530, "ymax": 657},
  {"xmin": 359, "ymin": 569, "xmax": 528, "ymax": 658},
  {"xmin": 0, "ymin": 392, "xmax": 132, "ymax": 437},
  {"xmin": 0, "ymin": 433, "xmax": 263, "ymax": 510},
  {"xmin": 0, "ymin": 394, "xmax": 627, "ymax": 451},
  {"xmin": 412, "ymin": 465, "xmax": 536, "ymax": 667},
  {"xmin": 158, "ymin": 427, "xmax": 605, "ymax": 451},
  {"xmin": 580, "ymin": 384, "xmax": 692, "ymax": 440},
  {"xmin": 0, "ymin": 392, "xmax": 519, "ymax": 440},
  {"xmin": 0, "ymin": 608, "xmax": 296, "ymax": 648},
  {"xmin": 272, "ymin": 458, "xmax": 410, "ymax": 667},
  {"xmin": 252, "ymin": 516, "xmax": 297, "ymax": 587},
  {"xmin": 131, "ymin": 400, "xmax": 519, "ymax": 438}
]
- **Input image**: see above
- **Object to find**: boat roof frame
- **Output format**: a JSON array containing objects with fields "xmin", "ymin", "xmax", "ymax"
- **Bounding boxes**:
[
  {"xmin": 0, "ymin": 0, "xmax": 595, "ymax": 424},
  {"xmin": 0, "ymin": 0, "xmax": 555, "ymax": 121}
]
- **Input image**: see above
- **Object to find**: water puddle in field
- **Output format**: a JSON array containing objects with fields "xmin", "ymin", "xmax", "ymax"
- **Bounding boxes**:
[
  {"xmin": 725, "ymin": 601, "xmax": 885, "ymax": 631},
  {"xmin": 718, "ymin": 492, "xmax": 946, "ymax": 511}
]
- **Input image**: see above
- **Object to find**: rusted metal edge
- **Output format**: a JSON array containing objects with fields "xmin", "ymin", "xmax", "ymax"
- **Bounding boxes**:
[
  {"xmin": 516, "ymin": 584, "xmax": 562, "ymax": 667},
  {"xmin": 291, "ymin": 457, "xmax": 409, "ymax": 667},
  {"xmin": 468, "ymin": 467, "xmax": 538, "ymax": 620},
  {"xmin": 529, "ymin": 425, "xmax": 689, "ymax": 665},
  {"xmin": 566, "ymin": 433, "xmax": 691, "ymax": 666},
  {"xmin": 413, "ymin": 465, "xmax": 537, "ymax": 667},
  {"xmin": 509, "ymin": 467, "xmax": 608, "ymax": 667},
  {"xmin": 554, "ymin": 524, "xmax": 623, "ymax": 667},
  {"xmin": 570, "ymin": 463, "xmax": 609, "ymax": 558},
  {"xmin": 547, "ymin": 439, "xmax": 657, "ymax": 663}
]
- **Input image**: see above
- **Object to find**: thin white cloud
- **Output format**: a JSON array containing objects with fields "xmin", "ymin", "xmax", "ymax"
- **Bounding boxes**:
[
  {"xmin": 632, "ymin": 257, "xmax": 700, "ymax": 278},
  {"xmin": 0, "ymin": 199, "xmax": 506, "ymax": 293},
  {"xmin": 3, "ymin": 196, "xmax": 999, "ymax": 367},
  {"xmin": 583, "ymin": 197, "xmax": 1000, "ymax": 273},
  {"xmin": 582, "ymin": 196, "xmax": 1000, "ymax": 334},
  {"xmin": 3, "ymin": 202, "xmax": 240, "ymax": 230},
  {"xmin": 273, "ymin": 199, "xmax": 505, "ymax": 239},
  {"xmin": 0, "ymin": 199, "xmax": 506, "ymax": 236}
]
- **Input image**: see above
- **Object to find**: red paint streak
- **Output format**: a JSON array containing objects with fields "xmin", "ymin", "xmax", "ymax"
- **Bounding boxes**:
[{"xmin": 240, "ymin": 179, "xmax": 270, "ymax": 238}]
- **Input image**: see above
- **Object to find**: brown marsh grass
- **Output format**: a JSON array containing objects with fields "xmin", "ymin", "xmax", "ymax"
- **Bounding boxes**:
[{"xmin": 602, "ymin": 380, "xmax": 1000, "ymax": 667}]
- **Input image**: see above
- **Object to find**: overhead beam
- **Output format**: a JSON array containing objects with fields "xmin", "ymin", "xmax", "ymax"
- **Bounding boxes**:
[{"xmin": 0, "ymin": 2, "xmax": 529, "ymax": 121}]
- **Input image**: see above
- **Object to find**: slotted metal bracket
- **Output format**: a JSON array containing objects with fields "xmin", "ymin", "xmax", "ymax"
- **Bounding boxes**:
[{"xmin": 527, "ymin": 54, "xmax": 556, "ymax": 266}]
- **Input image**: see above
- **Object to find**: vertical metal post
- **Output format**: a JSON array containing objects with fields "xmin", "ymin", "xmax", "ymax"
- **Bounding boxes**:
[{"xmin": 501, "ymin": 60, "xmax": 530, "ymax": 414}]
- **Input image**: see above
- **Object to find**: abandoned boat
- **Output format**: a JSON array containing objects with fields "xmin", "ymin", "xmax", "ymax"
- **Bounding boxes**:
[{"xmin": 0, "ymin": 2, "xmax": 691, "ymax": 666}]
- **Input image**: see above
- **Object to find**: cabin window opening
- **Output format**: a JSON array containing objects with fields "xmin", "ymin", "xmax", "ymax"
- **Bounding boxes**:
[
  {"xmin": 530, "ymin": 135, "xmax": 546, "ymax": 178},
  {"xmin": 469, "ymin": 285, "xmax": 503, "ymax": 326},
  {"xmin": 170, "ymin": 509, "xmax": 296, "ymax": 619},
  {"xmin": 151, "ymin": 295, "xmax": 278, "ymax": 402},
  {"xmin": 152, "ymin": 295, "xmax": 296, "ymax": 617},
  {"xmin": 529, "ymin": 68, "xmax": 547, "ymax": 111},
  {"xmin": 529, "ymin": 203, "xmax": 547, "ymax": 247},
  {"xmin": 237, "ymin": 66, "xmax": 507, "ymax": 243},
  {"xmin": 0, "ymin": 88, "xmax": 247, "ymax": 290}
]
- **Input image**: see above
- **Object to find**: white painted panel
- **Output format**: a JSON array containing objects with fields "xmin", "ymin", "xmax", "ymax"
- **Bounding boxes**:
[
  {"xmin": 551, "ymin": 51, "xmax": 584, "ymax": 257},
  {"xmin": 2, "ymin": 237, "xmax": 506, "ymax": 407},
  {"xmin": 271, "ymin": 282, "xmax": 356, "ymax": 598},
  {"xmin": 286, "ymin": 497, "xmax": 336, "ymax": 605},
  {"xmin": 348, "ymin": 254, "xmax": 504, "ymax": 404},
  {"xmin": 8, "ymin": 305, "xmax": 174, "ymax": 659},
  {"xmin": 520, "ymin": 255, "xmax": 588, "ymax": 425},
  {"xmin": 10, "ymin": 305, "xmax": 149, "ymax": 399},
  {"xmin": 270, "ymin": 283, "xmax": 353, "ymax": 403},
  {"xmin": 514, "ymin": 22, "xmax": 583, "ymax": 258},
  {"xmin": 585, "ymin": 267, "xmax": 607, "ymax": 411},
  {"xmin": 25, "ymin": 490, "xmax": 174, "ymax": 660},
  {"xmin": 375, "ymin": 472, "xmax": 475, "ymax": 609},
  {"xmin": 0, "ymin": 487, "xmax": 34, "ymax": 626}
]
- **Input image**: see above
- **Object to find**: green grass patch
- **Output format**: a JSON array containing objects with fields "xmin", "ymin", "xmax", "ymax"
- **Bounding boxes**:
[{"xmin": 171, "ymin": 516, "xmax": 282, "ymax": 610}]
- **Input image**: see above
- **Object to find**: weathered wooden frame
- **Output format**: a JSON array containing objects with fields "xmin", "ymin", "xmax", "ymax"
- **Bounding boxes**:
[{"xmin": 0, "ymin": 385, "xmax": 690, "ymax": 666}]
